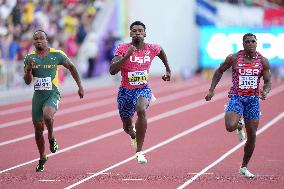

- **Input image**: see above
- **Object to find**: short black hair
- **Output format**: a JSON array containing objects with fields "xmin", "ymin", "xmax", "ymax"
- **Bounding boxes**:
[
  {"xmin": 33, "ymin": 29, "xmax": 48, "ymax": 39},
  {"xmin": 243, "ymin": 33, "xmax": 256, "ymax": 41},
  {"xmin": 130, "ymin": 21, "xmax": 146, "ymax": 31}
]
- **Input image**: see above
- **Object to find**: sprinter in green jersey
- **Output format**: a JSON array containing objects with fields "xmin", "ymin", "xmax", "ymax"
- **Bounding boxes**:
[{"xmin": 23, "ymin": 30, "xmax": 84, "ymax": 172}]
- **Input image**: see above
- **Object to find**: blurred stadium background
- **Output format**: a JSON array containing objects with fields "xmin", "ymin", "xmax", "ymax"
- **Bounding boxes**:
[{"xmin": 0, "ymin": 0, "xmax": 284, "ymax": 91}]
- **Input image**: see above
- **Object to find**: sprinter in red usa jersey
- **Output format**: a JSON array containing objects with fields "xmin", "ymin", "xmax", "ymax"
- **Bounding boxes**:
[
  {"xmin": 109, "ymin": 21, "xmax": 171, "ymax": 164},
  {"xmin": 205, "ymin": 33, "xmax": 272, "ymax": 178}
]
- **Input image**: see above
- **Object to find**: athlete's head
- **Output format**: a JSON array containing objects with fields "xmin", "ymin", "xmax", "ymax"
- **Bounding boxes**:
[
  {"xmin": 33, "ymin": 30, "xmax": 48, "ymax": 51},
  {"xmin": 130, "ymin": 21, "xmax": 146, "ymax": 43},
  {"xmin": 243, "ymin": 33, "xmax": 257, "ymax": 53}
]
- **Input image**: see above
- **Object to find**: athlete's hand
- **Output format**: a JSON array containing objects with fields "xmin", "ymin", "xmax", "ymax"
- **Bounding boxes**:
[
  {"xmin": 260, "ymin": 90, "xmax": 268, "ymax": 100},
  {"xmin": 205, "ymin": 90, "xmax": 214, "ymax": 101},
  {"xmin": 162, "ymin": 71, "xmax": 171, "ymax": 81},
  {"xmin": 78, "ymin": 86, "xmax": 84, "ymax": 99},
  {"xmin": 26, "ymin": 58, "xmax": 35, "ymax": 72},
  {"xmin": 126, "ymin": 45, "xmax": 136, "ymax": 57}
]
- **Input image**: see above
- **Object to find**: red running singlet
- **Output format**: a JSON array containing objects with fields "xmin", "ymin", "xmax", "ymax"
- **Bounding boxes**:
[{"xmin": 229, "ymin": 50, "xmax": 263, "ymax": 96}]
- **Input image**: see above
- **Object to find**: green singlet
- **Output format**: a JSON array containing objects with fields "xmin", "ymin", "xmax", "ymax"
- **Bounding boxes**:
[{"xmin": 24, "ymin": 48, "xmax": 69, "ymax": 121}]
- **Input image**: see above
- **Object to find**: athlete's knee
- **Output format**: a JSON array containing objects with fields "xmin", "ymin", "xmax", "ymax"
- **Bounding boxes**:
[
  {"xmin": 225, "ymin": 121, "xmax": 237, "ymax": 132},
  {"xmin": 136, "ymin": 106, "xmax": 146, "ymax": 117},
  {"xmin": 224, "ymin": 113, "xmax": 239, "ymax": 132},
  {"xmin": 43, "ymin": 113, "xmax": 53, "ymax": 122}
]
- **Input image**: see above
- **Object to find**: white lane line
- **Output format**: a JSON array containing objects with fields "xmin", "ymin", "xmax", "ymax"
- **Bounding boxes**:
[
  {"xmin": 0, "ymin": 84, "xmax": 227, "ymax": 146},
  {"xmin": 1, "ymin": 86, "xmax": 283, "ymax": 177},
  {"xmin": 62, "ymin": 87, "xmax": 284, "ymax": 189},
  {"xmin": 38, "ymin": 179, "xmax": 61, "ymax": 182},
  {"xmin": 177, "ymin": 111, "xmax": 284, "ymax": 189},
  {"xmin": 122, "ymin": 179, "xmax": 144, "ymax": 181},
  {"xmin": 0, "ymin": 88, "xmax": 116, "ymax": 115},
  {"xmin": 0, "ymin": 79, "xmax": 202, "ymax": 128},
  {"xmin": 87, "ymin": 172, "xmax": 111, "ymax": 175},
  {"xmin": 187, "ymin": 173, "xmax": 213, "ymax": 175},
  {"xmin": 0, "ymin": 78, "xmax": 200, "ymax": 116},
  {"xmin": 0, "ymin": 92, "xmax": 227, "ymax": 174},
  {"xmin": 63, "ymin": 113, "xmax": 226, "ymax": 189}
]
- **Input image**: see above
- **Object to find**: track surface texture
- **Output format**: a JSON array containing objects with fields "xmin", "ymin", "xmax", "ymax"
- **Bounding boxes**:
[{"xmin": 1, "ymin": 75, "xmax": 283, "ymax": 189}]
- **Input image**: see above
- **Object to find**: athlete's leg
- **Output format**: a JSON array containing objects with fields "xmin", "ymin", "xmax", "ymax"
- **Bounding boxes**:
[
  {"xmin": 241, "ymin": 96, "xmax": 260, "ymax": 168},
  {"xmin": 33, "ymin": 120, "xmax": 45, "ymax": 160},
  {"xmin": 43, "ymin": 92, "xmax": 60, "ymax": 140},
  {"xmin": 43, "ymin": 105, "xmax": 59, "ymax": 153},
  {"xmin": 135, "ymin": 96, "xmax": 149, "ymax": 152},
  {"xmin": 225, "ymin": 96, "xmax": 244, "ymax": 132},
  {"xmin": 225, "ymin": 112, "xmax": 242, "ymax": 132},
  {"xmin": 42, "ymin": 106, "xmax": 57, "ymax": 140},
  {"xmin": 117, "ymin": 86, "xmax": 137, "ymax": 139},
  {"xmin": 242, "ymin": 119, "xmax": 258, "ymax": 168},
  {"xmin": 32, "ymin": 93, "xmax": 46, "ymax": 160}
]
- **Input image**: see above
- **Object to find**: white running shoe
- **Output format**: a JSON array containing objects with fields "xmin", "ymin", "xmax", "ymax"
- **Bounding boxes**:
[
  {"xmin": 135, "ymin": 151, "xmax": 147, "ymax": 164},
  {"xmin": 239, "ymin": 167, "xmax": 255, "ymax": 178},
  {"xmin": 236, "ymin": 118, "xmax": 246, "ymax": 142}
]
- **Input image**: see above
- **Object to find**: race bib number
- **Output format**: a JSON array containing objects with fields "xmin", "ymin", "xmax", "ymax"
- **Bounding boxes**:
[
  {"xmin": 239, "ymin": 76, "xmax": 258, "ymax": 89},
  {"xmin": 34, "ymin": 77, "xmax": 52, "ymax": 90},
  {"xmin": 128, "ymin": 70, "xmax": 148, "ymax": 86}
]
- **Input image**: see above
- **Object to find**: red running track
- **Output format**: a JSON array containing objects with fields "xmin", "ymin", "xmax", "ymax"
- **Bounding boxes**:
[{"xmin": 0, "ymin": 75, "xmax": 283, "ymax": 189}]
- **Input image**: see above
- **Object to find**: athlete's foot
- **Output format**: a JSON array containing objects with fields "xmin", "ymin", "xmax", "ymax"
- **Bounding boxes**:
[
  {"xmin": 135, "ymin": 151, "xmax": 147, "ymax": 164},
  {"xmin": 236, "ymin": 118, "xmax": 246, "ymax": 142},
  {"xmin": 239, "ymin": 167, "xmax": 255, "ymax": 178},
  {"xmin": 49, "ymin": 138, "xmax": 58, "ymax": 153},
  {"xmin": 36, "ymin": 155, "xmax": 48, "ymax": 172}
]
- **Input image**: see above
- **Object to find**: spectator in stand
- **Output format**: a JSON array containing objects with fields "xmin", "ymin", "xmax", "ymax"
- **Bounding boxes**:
[{"xmin": 0, "ymin": 0, "xmax": 100, "ymax": 89}]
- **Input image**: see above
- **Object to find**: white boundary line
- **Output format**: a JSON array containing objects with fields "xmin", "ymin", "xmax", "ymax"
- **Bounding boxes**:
[
  {"xmin": 64, "ymin": 112, "xmax": 284, "ymax": 189},
  {"xmin": 63, "ymin": 113, "xmax": 226, "ymax": 189},
  {"xmin": 0, "ymin": 85, "xmax": 283, "ymax": 187},
  {"xmin": 61, "ymin": 86, "xmax": 284, "ymax": 188},
  {"xmin": 0, "ymin": 85, "xmax": 228, "ymax": 146},
  {"xmin": 0, "ymin": 79, "xmax": 202, "ymax": 128},
  {"xmin": 0, "ymin": 91, "xmax": 227, "ymax": 173},
  {"xmin": 0, "ymin": 78, "xmax": 200, "ymax": 116},
  {"xmin": 177, "ymin": 111, "xmax": 284, "ymax": 189}
]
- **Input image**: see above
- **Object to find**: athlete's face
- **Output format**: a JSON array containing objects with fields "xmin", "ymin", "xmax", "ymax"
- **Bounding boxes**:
[
  {"xmin": 130, "ymin": 25, "xmax": 146, "ymax": 43},
  {"xmin": 33, "ymin": 31, "xmax": 48, "ymax": 50},
  {"xmin": 243, "ymin": 36, "xmax": 257, "ymax": 53}
]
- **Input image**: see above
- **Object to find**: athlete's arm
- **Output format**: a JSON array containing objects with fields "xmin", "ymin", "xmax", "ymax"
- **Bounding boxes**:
[
  {"xmin": 260, "ymin": 57, "xmax": 272, "ymax": 100},
  {"xmin": 63, "ymin": 60, "xmax": 84, "ymax": 98},
  {"xmin": 24, "ymin": 58, "xmax": 34, "ymax": 85},
  {"xmin": 157, "ymin": 47, "xmax": 171, "ymax": 81},
  {"xmin": 109, "ymin": 45, "xmax": 136, "ymax": 75},
  {"xmin": 205, "ymin": 54, "xmax": 234, "ymax": 101}
]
